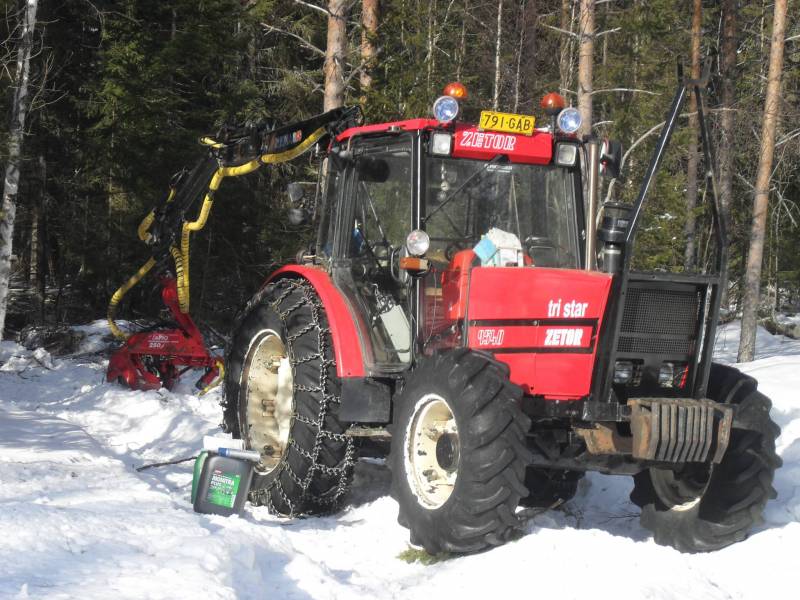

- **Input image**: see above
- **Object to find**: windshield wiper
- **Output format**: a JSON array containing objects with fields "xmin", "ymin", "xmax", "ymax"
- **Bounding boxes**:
[{"xmin": 422, "ymin": 155, "xmax": 506, "ymax": 237}]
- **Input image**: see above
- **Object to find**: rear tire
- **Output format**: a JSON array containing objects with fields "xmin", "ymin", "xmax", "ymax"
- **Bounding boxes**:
[
  {"xmin": 223, "ymin": 279, "xmax": 355, "ymax": 516},
  {"xmin": 389, "ymin": 350, "xmax": 532, "ymax": 554},
  {"xmin": 630, "ymin": 364, "xmax": 781, "ymax": 552}
]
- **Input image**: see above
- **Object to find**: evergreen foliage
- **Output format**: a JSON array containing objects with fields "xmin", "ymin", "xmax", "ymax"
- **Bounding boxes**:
[{"xmin": 0, "ymin": 0, "xmax": 798, "ymax": 332}]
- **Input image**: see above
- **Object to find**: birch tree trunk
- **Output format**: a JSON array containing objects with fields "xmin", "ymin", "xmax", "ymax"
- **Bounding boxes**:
[
  {"xmin": 324, "ymin": 0, "xmax": 348, "ymax": 111},
  {"xmin": 683, "ymin": 0, "xmax": 702, "ymax": 270},
  {"xmin": 512, "ymin": 0, "xmax": 528, "ymax": 114},
  {"xmin": 559, "ymin": 0, "xmax": 575, "ymax": 97},
  {"xmin": 492, "ymin": 0, "xmax": 503, "ymax": 110},
  {"xmin": 737, "ymin": 0, "xmax": 787, "ymax": 363},
  {"xmin": 577, "ymin": 0, "xmax": 594, "ymax": 138},
  {"xmin": 0, "ymin": 0, "xmax": 39, "ymax": 338},
  {"xmin": 360, "ymin": 0, "xmax": 379, "ymax": 95},
  {"xmin": 718, "ymin": 0, "xmax": 737, "ymax": 309}
]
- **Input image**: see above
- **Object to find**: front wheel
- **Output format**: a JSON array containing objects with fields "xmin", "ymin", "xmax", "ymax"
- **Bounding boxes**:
[
  {"xmin": 223, "ymin": 279, "xmax": 355, "ymax": 516},
  {"xmin": 630, "ymin": 364, "xmax": 781, "ymax": 552},
  {"xmin": 389, "ymin": 350, "xmax": 532, "ymax": 554}
]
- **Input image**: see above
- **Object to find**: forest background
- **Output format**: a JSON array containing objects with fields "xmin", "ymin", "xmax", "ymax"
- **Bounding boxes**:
[{"xmin": 0, "ymin": 0, "xmax": 798, "ymax": 355}]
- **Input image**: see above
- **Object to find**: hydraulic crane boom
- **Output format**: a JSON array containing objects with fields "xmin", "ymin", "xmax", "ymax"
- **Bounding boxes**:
[{"xmin": 106, "ymin": 107, "xmax": 360, "ymax": 392}]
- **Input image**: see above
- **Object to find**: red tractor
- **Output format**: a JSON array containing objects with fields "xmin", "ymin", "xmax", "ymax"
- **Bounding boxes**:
[{"xmin": 216, "ymin": 72, "xmax": 780, "ymax": 554}]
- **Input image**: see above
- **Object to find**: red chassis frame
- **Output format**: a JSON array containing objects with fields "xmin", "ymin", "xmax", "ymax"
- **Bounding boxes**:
[{"xmin": 106, "ymin": 277, "xmax": 221, "ymax": 392}]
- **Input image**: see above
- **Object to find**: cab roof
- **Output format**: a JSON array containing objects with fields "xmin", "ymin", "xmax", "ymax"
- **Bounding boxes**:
[{"xmin": 336, "ymin": 118, "xmax": 556, "ymax": 165}]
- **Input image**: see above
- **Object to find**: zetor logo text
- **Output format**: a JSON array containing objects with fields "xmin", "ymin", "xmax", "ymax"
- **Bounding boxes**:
[
  {"xmin": 544, "ymin": 328, "xmax": 584, "ymax": 347},
  {"xmin": 459, "ymin": 131, "xmax": 517, "ymax": 151}
]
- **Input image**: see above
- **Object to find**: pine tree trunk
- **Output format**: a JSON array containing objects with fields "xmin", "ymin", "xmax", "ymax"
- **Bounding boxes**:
[
  {"xmin": 683, "ymin": 0, "xmax": 702, "ymax": 270},
  {"xmin": 360, "ymin": 0, "xmax": 379, "ymax": 96},
  {"xmin": 324, "ymin": 0, "xmax": 348, "ymax": 111},
  {"xmin": 492, "ymin": 0, "xmax": 503, "ymax": 110},
  {"xmin": 577, "ymin": 0, "xmax": 594, "ymax": 138},
  {"xmin": 0, "ymin": 0, "xmax": 39, "ymax": 338},
  {"xmin": 737, "ymin": 0, "xmax": 787, "ymax": 363},
  {"xmin": 718, "ymin": 0, "xmax": 737, "ymax": 309}
]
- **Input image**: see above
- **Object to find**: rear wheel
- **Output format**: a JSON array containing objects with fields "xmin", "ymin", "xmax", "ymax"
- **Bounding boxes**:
[
  {"xmin": 389, "ymin": 350, "xmax": 532, "ymax": 554},
  {"xmin": 630, "ymin": 364, "xmax": 781, "ymax": 552},
  {"xmin": 223, "ymin": 279, "xmax": 355, "ymax": 516}
]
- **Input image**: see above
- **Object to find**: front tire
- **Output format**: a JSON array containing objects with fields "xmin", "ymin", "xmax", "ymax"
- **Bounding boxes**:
[
  {"xmin": 389, "ymin": 350, "xmax": 532, "ymax": 554},
  {"xmin": 630, "ymin": 364, "xmax": 781, "ymax": 552},
  {"xmin": 223, "ymin": 279, "xmax": 355, "ymax": 516}
]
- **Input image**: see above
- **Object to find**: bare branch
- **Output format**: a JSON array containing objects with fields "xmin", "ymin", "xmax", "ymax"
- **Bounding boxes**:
[
  {"xmin": 543, "ymin": 24, "xmax": 619, "ymax": 39},
  {"xmin": 293, "ymin": 0, "xmax": 329, "ymax": 17},
  {"xmin": 776, "ymin": 128, "xmax": 800, "ymax": 147},
  {"xmin": 543, "ymin": 23, "xmax": 578, "ymax": 38},
  {"xmin": 261, "ymin": 22, "xmax": 325, "ymax": 57},
  {"xmin": 591, "ymin": 87, "xmax": 660, "ymax": 96}
]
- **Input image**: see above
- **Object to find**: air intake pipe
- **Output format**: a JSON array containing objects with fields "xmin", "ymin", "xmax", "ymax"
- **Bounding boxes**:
[{"xmin": 597, "ymin": 203, "xmax": 631, "ymax": 274}]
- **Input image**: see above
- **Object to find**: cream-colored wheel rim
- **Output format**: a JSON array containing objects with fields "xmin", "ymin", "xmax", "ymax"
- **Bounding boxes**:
[
  {"xmin": 241, "ymin": 329, "xmax": 294, "ymax": 475},
  {"xmin": 404, "ymin": 393, "xmax": 459, "ymax": 509}
]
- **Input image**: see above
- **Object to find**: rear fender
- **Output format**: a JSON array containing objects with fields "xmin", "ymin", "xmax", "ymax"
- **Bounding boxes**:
[{"xmin": 265, "ymin": 266, "xmax": 367, "ymax": 378}]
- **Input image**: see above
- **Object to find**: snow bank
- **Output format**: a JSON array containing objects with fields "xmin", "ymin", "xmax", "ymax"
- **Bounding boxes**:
[{"xmin": 0, "ymin": 323, "xmax": 798, "ymax": 599}]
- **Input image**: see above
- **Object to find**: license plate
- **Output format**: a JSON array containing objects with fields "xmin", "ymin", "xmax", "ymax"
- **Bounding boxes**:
[{"xmin": 479, "ymin": 110, "xmax": 536, "ymax": 136}]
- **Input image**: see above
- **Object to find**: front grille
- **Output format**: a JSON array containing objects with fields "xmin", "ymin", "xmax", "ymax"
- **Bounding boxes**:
[
  {"xmin": 618, "ymin": 283, "xmax": 701, "ymax": 357},
  {"xmin": 617, "ymin": 336, "xmax": 694, "ymax": 355}
]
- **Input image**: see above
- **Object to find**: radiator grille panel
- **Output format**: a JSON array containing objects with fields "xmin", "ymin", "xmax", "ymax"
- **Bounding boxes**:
[
  {"xmin": 617, "ymin": 337, "xmax": 694, "ymax": 355},
  {"xmin": 618, "ymin": 284, "xmax": 701, "ymax": 357}
]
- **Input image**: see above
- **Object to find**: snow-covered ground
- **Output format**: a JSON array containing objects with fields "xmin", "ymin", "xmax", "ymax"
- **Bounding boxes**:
[{"xmin": 1, "ymin": 320, "xmax": 798, "ymax": 599}]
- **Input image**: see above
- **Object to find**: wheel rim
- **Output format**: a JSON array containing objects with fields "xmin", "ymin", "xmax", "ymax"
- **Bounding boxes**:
[
  {"xmin": 404, "ymin": 393, "xmax": 459, "ymax": 509},
  {"xmin": 241, "ymin": 329, "xmax": 294, "ymax": 475},
  {"xmin": 650, "ymin": 464, "xmax": 712, "ymax": 511}
]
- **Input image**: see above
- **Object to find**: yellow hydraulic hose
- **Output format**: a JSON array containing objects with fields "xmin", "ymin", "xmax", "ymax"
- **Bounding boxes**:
[
  {"xmin": 137, "ymin": 211, "xmax": 155, "ymax": 243},
  {"xmin": 107, "ymin": 257, "xmax": 157, "ymax": 339},
  {"xmin": 109, "ymin": 124, "xmax": 329, "ymax": 329},
  {"xmin": 199, "ymin": 359, "xmax": 225, "ymax": 396}
]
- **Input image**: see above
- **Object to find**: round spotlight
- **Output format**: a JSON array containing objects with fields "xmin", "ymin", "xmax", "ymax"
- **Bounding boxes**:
[
  {"xmin": 557, "ymin": 107, "xmax": 582, "ymax": 134},
  {"xmin": 405, "ymin": 229, "xmax": 430, "ymax": 256},
  {"xmin": 433, "ymin": 96, "xmax": 459, "ymax": 123}
]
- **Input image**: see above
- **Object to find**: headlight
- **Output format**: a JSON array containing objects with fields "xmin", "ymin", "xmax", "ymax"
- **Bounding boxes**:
[
  {"xmin": 405, "ymin": 229, "xmax": 430, "ymax": 256},
  {"xmin": 555, "ymin": 143, "xmax": 578, "ymax": 167},
  {"xmin": 659, "ymin": 362, "xmax": 688, "ymax": 388},
  {"xmin": 431, "ymin": 132, "xmax": 452, "ymax": 156},
  {"xmin": 433, "ymin": 96, "xmax": 459, "ymax": 123},
  {"xmin": 557, "ymin": 107, "xmax": 582, "ymax": 134},
  {"xmin": 613, "ymin": 360, "xmax": 634, "ymax": 384}
]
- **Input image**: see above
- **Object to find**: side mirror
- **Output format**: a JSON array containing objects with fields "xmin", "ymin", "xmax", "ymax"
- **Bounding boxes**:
[
  {"xmin": 599, "ymin": 139, "xmax": 622, "ymax": 179},
  {"xmin": 287, "ymin": 182, "xmax": 305, "ymax": 204},
  {"xmin": 288, "ymin": 207, "xmax": 308, "ymax": 225},
  {"xmin": 287, "ymin": 182, "xmax": 308, "ymax": 225}
]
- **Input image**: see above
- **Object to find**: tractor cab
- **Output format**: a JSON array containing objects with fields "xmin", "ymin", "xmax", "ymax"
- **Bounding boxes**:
[{"xmin": 314, "ymin": 85, "xmax": 592, "ymax": 382}]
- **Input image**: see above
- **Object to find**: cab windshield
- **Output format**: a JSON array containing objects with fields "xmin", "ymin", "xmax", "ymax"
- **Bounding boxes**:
[{"xmin": 423, "ymin": 157, "xmax": 580, "ymax": 268}]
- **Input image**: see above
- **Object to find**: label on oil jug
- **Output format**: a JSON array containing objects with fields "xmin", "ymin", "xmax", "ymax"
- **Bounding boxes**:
[{"xmin": 206, "ymin": 469, "xmax": 241, "ymax": 508}]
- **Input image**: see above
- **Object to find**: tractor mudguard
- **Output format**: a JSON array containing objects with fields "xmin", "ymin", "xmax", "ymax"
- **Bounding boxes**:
[
  {"xmin": 265, "ymin": 266, "xmax": 367, "ymax": 378},
  {"xmin": 265, "ymin": 266, "xmax": 394, "ymax": 423}
]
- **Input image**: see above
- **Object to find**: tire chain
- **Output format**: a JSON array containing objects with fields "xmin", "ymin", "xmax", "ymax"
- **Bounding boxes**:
[{"xmin": 240, "ymin": 279, "xmax": 355, "ymax": 516}]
